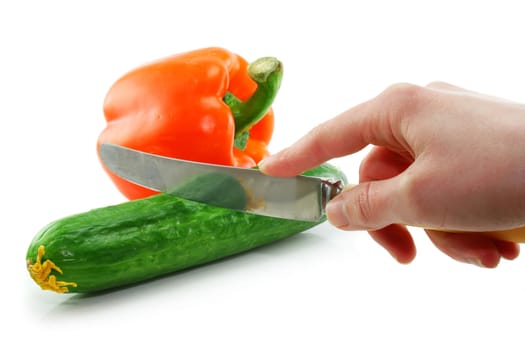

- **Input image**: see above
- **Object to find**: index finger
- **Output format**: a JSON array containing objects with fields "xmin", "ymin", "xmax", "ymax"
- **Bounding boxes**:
[{"xmin": 260, "ymin": 83, "xmax": 421, "ymax": 176}]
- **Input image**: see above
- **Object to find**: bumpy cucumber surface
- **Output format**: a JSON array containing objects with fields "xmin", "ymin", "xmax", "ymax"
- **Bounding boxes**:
[{"xmin": 26, "ymin": 164, "xmax": 347, "ymax": 294}]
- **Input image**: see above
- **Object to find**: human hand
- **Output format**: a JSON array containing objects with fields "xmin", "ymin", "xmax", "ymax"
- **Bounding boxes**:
[{"xmin": 260, "ymin": 82, "xmax": 525, "ymax": 267}]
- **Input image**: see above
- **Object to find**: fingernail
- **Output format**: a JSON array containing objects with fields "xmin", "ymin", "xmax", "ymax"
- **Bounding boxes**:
[
  {"xmin": 465, "ymin": 257, "xmax": 487, "ymax": 268},
  {"xmin": 326, "ymin": 199, "xmax": 349, "ymax": 228}
]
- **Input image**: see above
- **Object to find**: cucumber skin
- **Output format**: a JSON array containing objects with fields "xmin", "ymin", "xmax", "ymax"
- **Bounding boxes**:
[{"xmin": 27, "ymin": 164, "xmax": 347, "ymax": 293}]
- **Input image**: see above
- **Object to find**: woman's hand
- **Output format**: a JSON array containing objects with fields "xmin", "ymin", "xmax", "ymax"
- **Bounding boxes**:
[{"xmin": 260, "ymin": 82, "xmax": 524, "ymax": 267}]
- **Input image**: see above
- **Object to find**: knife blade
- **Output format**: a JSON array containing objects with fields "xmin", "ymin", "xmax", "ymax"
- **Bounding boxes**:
[{"xmin": 99, "ymin": 143, "xmax": 344, "ymax": 222}]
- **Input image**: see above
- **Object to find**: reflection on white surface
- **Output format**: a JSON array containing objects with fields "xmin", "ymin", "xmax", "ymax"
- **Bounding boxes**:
[{"xmin": 5, "ymin": 1, "xmax": 525, "ymax": 349}]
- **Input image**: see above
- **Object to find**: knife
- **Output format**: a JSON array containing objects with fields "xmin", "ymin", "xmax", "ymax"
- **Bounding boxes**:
[
  {"xmin": 99, "ymin": 143, "xmax": 345, "ymax": 222},
  {"xmin": 99, "ymin": 143, "xmax": 525, "ymax": 243}
]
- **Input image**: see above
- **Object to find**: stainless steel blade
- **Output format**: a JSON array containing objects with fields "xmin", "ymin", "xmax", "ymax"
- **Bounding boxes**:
[{"xmin": 99, "ymin": 143, "xmax": 343, "ymax": 221}]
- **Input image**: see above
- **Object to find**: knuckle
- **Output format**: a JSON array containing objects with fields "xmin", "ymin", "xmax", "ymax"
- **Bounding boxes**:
[
  {"xmin": 426, "ymin": 80, "xmax": 452, "ymax": 89},
  {"xmin": 379, "ymin": 83, "xmax": 429, "ymax": 119},
  {"xmin": 382, "ymin": 82, "xmax": 422, "ymax": 100}
]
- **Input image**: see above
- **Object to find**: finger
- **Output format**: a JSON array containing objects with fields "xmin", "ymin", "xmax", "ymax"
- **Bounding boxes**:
[
  {"xmin": 325, "ymin": 176, "xmax": 406, "ymax": 231},
  {"xmin": 323, "ymin": 147, "xmax": 413, "ymax": 232},
  {"xmin": 260, "ymin": 83, "xmax": 423, "ymax": 176},
  {"xmin": 426, "ymin": 230, "xmax": 506, "ymax": 268},
  {"xmin": 359, "ymin": 146, "xmax": 413, "ymax": 182},
  {"xmin": 368, "ymin": 224, "xmax": 416, "ymax": 264},
  {"xmin": 493, "ymin": 240, "xmax": 520, "ymax": 260}
]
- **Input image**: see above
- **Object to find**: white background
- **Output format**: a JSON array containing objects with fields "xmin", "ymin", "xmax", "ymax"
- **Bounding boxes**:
[{"xmin": 3, "ymin": 0, "xmax": 525, "ymax": 348}]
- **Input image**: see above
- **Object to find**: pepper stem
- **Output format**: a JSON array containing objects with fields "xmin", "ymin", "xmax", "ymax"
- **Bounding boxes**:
[{"xmin": 224, "ymin": 57, "xmax": 283, "ymax": 141}]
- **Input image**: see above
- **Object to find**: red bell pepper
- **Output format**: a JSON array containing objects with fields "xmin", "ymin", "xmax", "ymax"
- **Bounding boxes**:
[{"xmin": 97, "ymin": 47, "xmax": 283, "ymax": 199}]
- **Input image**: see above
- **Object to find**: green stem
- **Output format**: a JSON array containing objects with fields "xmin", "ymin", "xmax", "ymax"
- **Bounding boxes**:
[{"xmin": 224, "ymin": 57, "xmax": 283, "ymax": 139}]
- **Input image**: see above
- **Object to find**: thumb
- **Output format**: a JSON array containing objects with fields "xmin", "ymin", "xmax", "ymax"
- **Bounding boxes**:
[{"xmin": 326, "ymin": 179, "xmax": 404, "ymax": 231}]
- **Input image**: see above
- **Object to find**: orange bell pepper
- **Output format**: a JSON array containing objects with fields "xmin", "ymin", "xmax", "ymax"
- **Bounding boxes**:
[{"xmin": 97, "ymin": 47, "xmax": 283, "ymax": 200}]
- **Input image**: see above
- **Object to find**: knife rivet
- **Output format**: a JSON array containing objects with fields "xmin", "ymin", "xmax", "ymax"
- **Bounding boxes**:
[{"xmin": 321, "ymin": 179, "xmax": 344, "ymax": 208}]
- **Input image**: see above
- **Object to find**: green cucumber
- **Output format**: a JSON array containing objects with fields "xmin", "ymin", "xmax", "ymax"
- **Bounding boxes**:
[{"xmin": 26, "ymin": 163, "xmax": 347, "ymax": 294}]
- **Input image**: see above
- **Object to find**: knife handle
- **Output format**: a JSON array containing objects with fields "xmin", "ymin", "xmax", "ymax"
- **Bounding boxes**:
[{"xmin": 423, "ymin": 226, "xmax": 525, "ymax": 243}]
